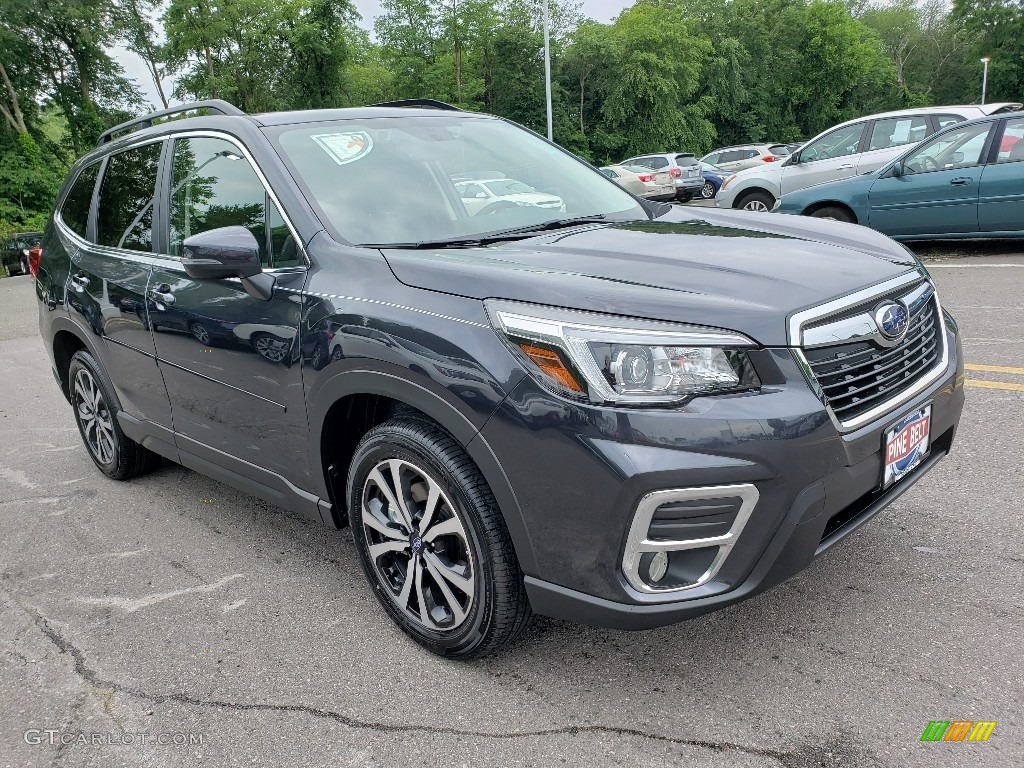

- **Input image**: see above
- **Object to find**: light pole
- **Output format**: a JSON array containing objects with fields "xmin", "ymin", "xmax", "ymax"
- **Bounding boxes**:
[
  {"xmin": 542, "ymin": 0, "xmax": 553, "ymax": 141},
  {"xmin": 980, "ymin": 57, "xmax": 991, "ymax": 105}
]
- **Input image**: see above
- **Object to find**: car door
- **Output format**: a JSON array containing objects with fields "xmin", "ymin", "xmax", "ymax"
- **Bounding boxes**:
[
  {"xmin": 715, "ymin": 150, "xmax": 746, "ymax": 173},
  {"xmin": 147, "ymin": 134, "xmax": 309, "ymax": 481},
  {"xmin": 867, "ymin": 119, "xmax": 995, "ymax": 237},
  {"xmin": 978, "ymin": 116, "xmax": 1024, "ymax": 234},
  {"xmin": 857, "ymin": 115, "xmax": 930, "ymax": 175},
  {"xmin": 64, "ymin": 140, "xmax": 174, "ymax": 428},
  {"xmin": 732, "ymin": 149, "xmax": 764, "ymax": 171},
  {"xmin": 780, "ymin": 122, "xmax": 868, "ymax": 196}
]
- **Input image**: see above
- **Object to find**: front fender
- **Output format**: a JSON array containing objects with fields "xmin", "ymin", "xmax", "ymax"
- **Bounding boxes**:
[{"xmin": 306, "ymin": 364, "xmax": 538, "ymax": 576}]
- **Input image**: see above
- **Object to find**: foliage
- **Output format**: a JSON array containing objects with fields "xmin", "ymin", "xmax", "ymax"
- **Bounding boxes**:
[{"xmin": 1, "ymin": 0, "xmax": 1019, "ymax": 235}]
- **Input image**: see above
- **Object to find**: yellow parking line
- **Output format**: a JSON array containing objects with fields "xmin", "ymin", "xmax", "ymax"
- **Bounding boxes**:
[
  {"xmin": 965, "ymin": 364, "xmax": 1024, "ymax": 375},
  {"xmin": 965, "ymin": 380, "xmax": 1024, "ymax": 392}
]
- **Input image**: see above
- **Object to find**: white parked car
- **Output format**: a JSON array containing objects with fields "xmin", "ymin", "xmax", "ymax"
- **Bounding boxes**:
[
  {"xmin": 715, "ymin": 103, "xmax": 1022, "ymax": 212},
  {"xmin": 699, "ymin": 143, "xmax": 793, "ymax": 173},
  {"xmin": 599, "ymin": 164, "xmax": 676, "ymax": 201},
  {"xmin": 454, "ymin": 177, "xmax": 563, "ymax": 216}
]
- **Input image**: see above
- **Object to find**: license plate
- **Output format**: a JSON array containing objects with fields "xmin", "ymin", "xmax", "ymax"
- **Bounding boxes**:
[{"xmin": 883, "ymin": 404, "xmax": 931, "ymax": 488}]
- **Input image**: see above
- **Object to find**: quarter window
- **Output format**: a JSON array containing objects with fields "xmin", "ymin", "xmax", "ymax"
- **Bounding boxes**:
[
  {"xmin": 169, "ymin": 137, "xmax": 298, "ymax": 268},
  {"xmin": 800, "ymin": 123, "xmax": 866, "ymax": 162},
  {"xmin": 60, "ymin": 162, "xmax": 100, "ymax": 239},
  {"xmin": 96, "ymin": 142, "xmax": 162, "ymax": 252}
]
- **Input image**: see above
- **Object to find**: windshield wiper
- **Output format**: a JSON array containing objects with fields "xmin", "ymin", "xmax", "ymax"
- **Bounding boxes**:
[{"xmin": 366, "ymin": 215, "xmax": 608, "ymax": 250}]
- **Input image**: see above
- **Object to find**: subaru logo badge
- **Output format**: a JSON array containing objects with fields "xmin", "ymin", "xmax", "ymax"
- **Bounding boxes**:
[{"xmin": 874, "ymin": 302, "xmax": 909, "ymax": 342}]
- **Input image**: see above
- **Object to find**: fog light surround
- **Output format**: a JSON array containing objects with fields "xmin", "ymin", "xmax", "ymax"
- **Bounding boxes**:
[{"xmin": 622, "ymin": 484, "xmax": 759, "ymax": 595}]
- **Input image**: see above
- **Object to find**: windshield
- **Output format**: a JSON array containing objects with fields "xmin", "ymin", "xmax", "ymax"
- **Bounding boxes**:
[
  {"xmin": 273, "ymin": 116, "xmax": 647, "ymax": 246},
  {"xmin": 483, "ymin": 179, "xmax": 538, "ymax": 196}
]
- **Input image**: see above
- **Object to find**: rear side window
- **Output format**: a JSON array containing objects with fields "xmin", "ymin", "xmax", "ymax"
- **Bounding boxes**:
[
  {"xmin": 96, "ymin": 142, "xmax": 162, "ymax": 252},
  {"xmin": 60, "ymin": 162, "xmax": 100, "ymax": 238},
  {"xmin": 169, "ymin": 137, "xmax": 298, "ymax": 268},
  {"xmin": 868, "ymin": 116, "xmax": 929, "ymax": 151},
  {"xmin": 649, "ymin": 157, "xmax": 669, "ymax": 169}
]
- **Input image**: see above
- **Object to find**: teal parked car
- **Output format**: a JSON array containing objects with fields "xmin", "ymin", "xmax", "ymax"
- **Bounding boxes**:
[{"xmin": 775, "ymin": 112, "xmax": 1024, "ymax": 240}]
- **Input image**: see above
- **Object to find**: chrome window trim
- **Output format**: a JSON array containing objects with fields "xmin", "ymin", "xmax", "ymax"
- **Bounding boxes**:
[
  {"xmin": 62, "ymin": 128, "xmax": 310, "ymax": 271},
  {"xmin": 622, "ymin": 484, "xmax": 759, "ymax": 596},
  {"xmin": 791, "ymin": 272, "xmax": 949, "ymax": 433}
]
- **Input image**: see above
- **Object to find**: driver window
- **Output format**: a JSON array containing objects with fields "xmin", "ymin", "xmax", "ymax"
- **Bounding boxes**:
[
  {"xmin": 902, "ymin": 122, "xmax": 993, "ymax": 175},
  {"xmin": 169, "ymin": 136, "xmax": 298, "ymax": 268},
  {"xmin": 801, "ymin": 123, "xmax": 866, "ymax": 163}
]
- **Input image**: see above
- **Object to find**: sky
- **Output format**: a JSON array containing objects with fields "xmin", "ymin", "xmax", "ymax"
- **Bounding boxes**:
[{"xmin": 114, "ymin": 0, "xmax": 635, "ymax": 108}]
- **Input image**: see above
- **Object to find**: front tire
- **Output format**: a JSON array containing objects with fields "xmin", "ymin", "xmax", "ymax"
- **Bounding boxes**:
[
  {"xmin": 68, "ymin": 350, "xmax": 160, "ymax": 480},
  {"xmin": 735, "ymin": 190, "xmax": 775, "ymax": 212},
  {"xmin": 809, "ymin": 205, "xmax": 855, "ymax": 223},
  {"xmin": 700, "ymin": 181, "xmax": 716, "ymax": 199},
  {"xmin": 348, "ymin": 417, "xmax": 530, "ymax": 658}
]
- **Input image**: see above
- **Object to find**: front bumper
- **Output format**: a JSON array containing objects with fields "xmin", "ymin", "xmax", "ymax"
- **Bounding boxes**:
[{"xmin": 479, "ymin": 319, "xmax": 964, "ymax": 629}]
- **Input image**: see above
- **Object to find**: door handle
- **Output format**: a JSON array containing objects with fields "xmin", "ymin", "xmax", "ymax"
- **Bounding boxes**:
[
  {"xmin": 70, "ymin": 271, "xmax": 90, "ymax": 288},
  {"xmin": 837, "ymin": 163, "xmax": 855, "ymax": 170},
  {"xmin": 148, "ymin": 284, "xmax": 175, "ymax": 306},
  {"xmin": 949, "ymin": 177, "xmax": 973, "ymax": 186}
]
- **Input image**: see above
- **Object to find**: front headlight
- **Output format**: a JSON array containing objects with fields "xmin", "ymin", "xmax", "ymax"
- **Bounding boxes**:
[
  {"xmin": 487, "ymin": 301, "xmax": 760, "ymax": 405},
  {"xmin": 720, "ymin": 174, "xmax": 737, "ymax": 191}
]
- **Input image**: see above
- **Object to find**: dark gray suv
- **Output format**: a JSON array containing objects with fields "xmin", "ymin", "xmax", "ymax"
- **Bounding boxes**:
[{"xmin": 35, "ymin": 99, "xmax": 964, "ymax": 658}]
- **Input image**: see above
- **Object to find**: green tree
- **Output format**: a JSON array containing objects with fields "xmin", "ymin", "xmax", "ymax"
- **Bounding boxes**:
[{"xmin": 953, "ymin": 0, "xmax": 1024, "ymax": 103}]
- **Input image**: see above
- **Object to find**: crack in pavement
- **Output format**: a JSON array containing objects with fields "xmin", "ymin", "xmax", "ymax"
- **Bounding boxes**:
[{"xmin": 26, "ymin": 608, "xmax": 800, "ymax": 766}]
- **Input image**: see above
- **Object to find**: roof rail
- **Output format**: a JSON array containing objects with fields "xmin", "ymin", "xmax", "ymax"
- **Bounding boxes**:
[
  {"xmin": 97, "ymin": 99, "xmax": 246, "ymax": 146},
  {"xmin": 368, "ymin": 99, "xmax": 462, "ymax": 111}
]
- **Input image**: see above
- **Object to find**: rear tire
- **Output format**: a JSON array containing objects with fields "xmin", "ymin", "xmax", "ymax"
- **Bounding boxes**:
[
  {"xmin": 809, "ymin": 205, "xmax": 855, "ymax": 223},
  {"xmin": 700, "ymin": 181, "xmax": 716, "ymax": 199},
  {"xmin": 68, "ymin": 350, "xmax": 160, "ymax": 480},
  {"xmin": 735, "ymin": 190, "xmax": 775, "ymax": 212},
  {"xmin": 347, "ymin": 416, "xmax": 530, "ymax": 658}
]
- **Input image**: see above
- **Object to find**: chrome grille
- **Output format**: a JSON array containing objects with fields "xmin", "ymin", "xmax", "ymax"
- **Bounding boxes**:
[{"xmin": 803, "ymin": 294, "xmax": 941, "ymax": 423}]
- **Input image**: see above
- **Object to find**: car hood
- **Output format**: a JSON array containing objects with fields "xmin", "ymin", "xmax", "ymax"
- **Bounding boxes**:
[{"xmin": 381, "ymin": 207, "xmax": 921, "ymax": 346}]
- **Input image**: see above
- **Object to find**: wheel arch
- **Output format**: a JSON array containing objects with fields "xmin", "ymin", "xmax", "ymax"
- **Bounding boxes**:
[
  {"xmin": 50, "ymin": 318, "xmax": 99, "ymax": 403},
  {"xmin": 311, "ymin": 368, "xmax": 538, "ymax": 575},
  {"xmin": 732, "ymin": 186, "xmax": 776, "ymax": 209},
  {"xmin": 802, "ymin": 200, "xmax": 859, "ymax": 223}
]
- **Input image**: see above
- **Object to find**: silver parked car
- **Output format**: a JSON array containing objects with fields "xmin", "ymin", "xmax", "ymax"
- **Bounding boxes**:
[{"xmin": 716, "ymin": 103, "xmax": 1023, "ymax": 212}]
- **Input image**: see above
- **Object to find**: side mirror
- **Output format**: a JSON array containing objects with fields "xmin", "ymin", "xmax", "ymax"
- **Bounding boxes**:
[
  {"xmin": 475, "ymin": 192, "xmax": 487, "ymax": 199},
  {"xmin": 890, "ymin": 161, "xmax": 903, "ymax": 178},
  {"xmin": 182, "ymin": 226, "xmax": 262, "ymax": 280},
  {"xmin": 182, "ymin": 226, "xmax": 275, "ymax": 300}
]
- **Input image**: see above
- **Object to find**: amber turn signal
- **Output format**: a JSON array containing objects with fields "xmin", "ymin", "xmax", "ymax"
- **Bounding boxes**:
[{"xmin": 517, "ymin": 343, "xmax": 584, "ymax": 393}]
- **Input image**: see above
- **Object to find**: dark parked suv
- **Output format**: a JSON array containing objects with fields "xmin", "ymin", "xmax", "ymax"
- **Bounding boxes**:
[{"xmin": 35, "ymin": 99, "xmax": 964, "ymax": 657}]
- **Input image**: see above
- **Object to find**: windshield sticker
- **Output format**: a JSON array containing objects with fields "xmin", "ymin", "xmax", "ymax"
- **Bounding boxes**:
[{"xmin": 311, "ymin": 132, "xmax": 373, "ymax": 165}]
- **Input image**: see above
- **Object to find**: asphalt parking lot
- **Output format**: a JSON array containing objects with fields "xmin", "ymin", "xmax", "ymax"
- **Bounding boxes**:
[{"xmin": 1, "ymin": 244, "xmax": 1022, "ymax": 768}]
